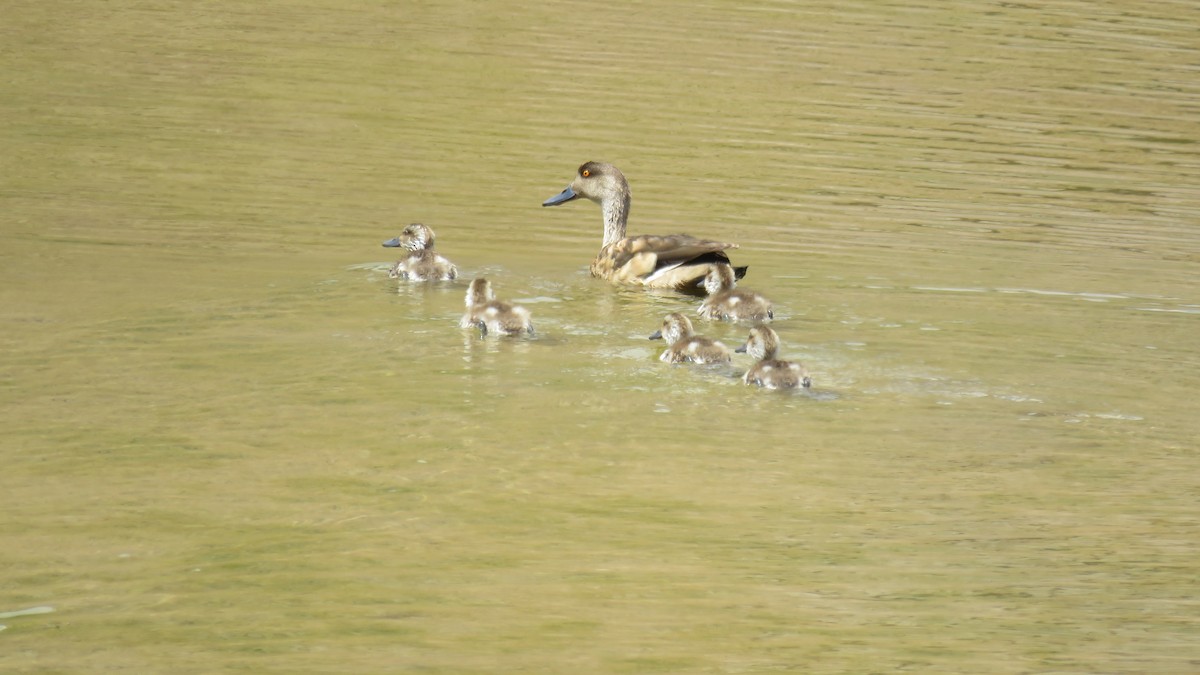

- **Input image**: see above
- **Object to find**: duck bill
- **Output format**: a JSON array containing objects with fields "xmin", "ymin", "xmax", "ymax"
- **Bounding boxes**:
[
  {"xmin": 734, "ymin": 344, "xmax": 748, "ymax": 353},
  {"xmin": 542, "ymin": 185, "xmax": 579, "ymax": 207},
  {"xmin": 381, "ymin": 237, "xmax": 403, "ymax": 248},
  {"xmin": 648, "ymin": 330, "xmax": 663, "ymax": 340}
]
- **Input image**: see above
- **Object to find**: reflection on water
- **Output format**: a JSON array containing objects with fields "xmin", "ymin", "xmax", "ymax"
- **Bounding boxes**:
[{"xmin": 2, "ymin": 0, "xmax": 1199, "ymax": 671}]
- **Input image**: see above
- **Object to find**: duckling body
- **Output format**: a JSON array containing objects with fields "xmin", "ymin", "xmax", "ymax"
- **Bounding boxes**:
[
  {"xmin": 697, "ymin": 264, "xmax": 774, "ymax": 322},
  {"xmin": 648, "ymin": 312, "xmax": 732, "ymax": 365},
  {"xmin": 736, "ymin": 326, "xmax": 811, "ymax": 389},
  {"xmin": 382, "ymin": 223, "xmax": 458, "ymax": 281},
  {"xmin": 460, "ymin": 278, "xmax": 534, "ymax": 337},
  {"xmin": 543, "ymin": 162, "xmax": 746, "ymax": 293}
]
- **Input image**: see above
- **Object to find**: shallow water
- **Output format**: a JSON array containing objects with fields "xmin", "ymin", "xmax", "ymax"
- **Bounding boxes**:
[{"xmin": 2, "ymin": 1, "xmax": 1199, "ymax": 672}]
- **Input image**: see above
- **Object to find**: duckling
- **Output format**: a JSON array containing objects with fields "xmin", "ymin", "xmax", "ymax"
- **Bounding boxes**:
[
  {"xmin": 543, "ymin": 162, "xmax": 747, "ymax": 293},
  {"xmin": 697, "ymin": 264, "xmax": 774, "ymax": 322},
  {"xmin": 382, "ymin": 223, "xmax": 458, "ymax": 281},
  {"xmin": 648, "ymin": 312, "xmax": 731, "ymax": 365},
  {"xmin": 459, "ymin": 277, "xmax": 534, "ymax": 337},
  {"xmin": 736, "ymin": 325, "xmax": 811, "ymax": 389}
]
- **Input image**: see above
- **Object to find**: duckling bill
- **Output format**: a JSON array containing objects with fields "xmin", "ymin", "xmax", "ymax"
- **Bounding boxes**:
[{"xmin": 543, "ymin": 161, "xmax": 747, "ymax": 293}]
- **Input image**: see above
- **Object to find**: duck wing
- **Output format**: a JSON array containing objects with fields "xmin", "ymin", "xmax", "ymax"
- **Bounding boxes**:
[
  {"xmin": 596, "ymin": 234, "xmax": 747, "ymax": 290},
  {"xmin": 613, "ymin": 234, "xmax": 735, "ymax": 267}
]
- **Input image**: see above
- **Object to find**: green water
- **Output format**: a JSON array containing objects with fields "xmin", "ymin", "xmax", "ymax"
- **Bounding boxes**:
[{"xmin": 2, "ymin": 1, "xmax": 1198, "ymax": 672}]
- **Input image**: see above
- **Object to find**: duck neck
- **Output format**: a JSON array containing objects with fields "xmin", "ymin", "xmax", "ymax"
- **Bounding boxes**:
[
  {"xmin": 600, "ymin": 192, "xmax": 630, "ymax": 247},
  {"xmin": 759, "ymin": 344, "xmax": 778, "ymax": 361}
]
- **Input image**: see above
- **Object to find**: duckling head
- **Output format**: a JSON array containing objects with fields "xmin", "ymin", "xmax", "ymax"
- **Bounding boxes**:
[
  {"xmin": 735, "ymin": 325, "xmax": 781, "ymax": 361},
  {"xmin": 465, "ymin": 277, "xmax": 494, "ymax": 308},
  {"xmin": 702, "ymin": 264, "xmax": 737, "ymax": 295},
  {"xmin": 382, "ymin": 223, "xmax": 435, "ymax": 251},
  {"xmin": 648, "ymin": 312, "xmax": 695, "ymax": 344}
]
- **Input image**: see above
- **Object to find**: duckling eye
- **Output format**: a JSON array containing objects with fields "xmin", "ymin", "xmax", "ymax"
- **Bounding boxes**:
[{"xmin": 581, "ymin": 169, "xmax": 591, "ymax": 178}]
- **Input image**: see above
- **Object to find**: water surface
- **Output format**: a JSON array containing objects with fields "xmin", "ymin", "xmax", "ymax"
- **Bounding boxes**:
[{"xmin": 2, "ymin": 1, "xmax": 1199, "ymax": 672}]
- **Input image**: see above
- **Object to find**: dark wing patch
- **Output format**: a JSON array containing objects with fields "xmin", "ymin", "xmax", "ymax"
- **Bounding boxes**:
[{"xmin": 606, "ymin": 234, "xmax": 737, "ymax": 274}]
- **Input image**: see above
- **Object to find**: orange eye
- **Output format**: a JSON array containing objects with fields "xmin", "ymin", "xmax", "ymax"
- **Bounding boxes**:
[{"xmin": 581, "ymin": 169, "xmax": 590, "ymax": 177}]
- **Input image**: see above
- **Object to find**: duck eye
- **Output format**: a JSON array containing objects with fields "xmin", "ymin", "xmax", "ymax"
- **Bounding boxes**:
[{"xmin": 581, "ymin": 169, "xmax": 591, "ymax": 178}]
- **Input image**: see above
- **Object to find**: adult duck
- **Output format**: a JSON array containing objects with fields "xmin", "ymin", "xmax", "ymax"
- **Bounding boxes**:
[
  {"xmin": 736, "ymin": 325, "xmax": 812, "ymax": 390},
  {"xmin": 543, "ymin": 162, "xmax": 746, "ymax": 293}
]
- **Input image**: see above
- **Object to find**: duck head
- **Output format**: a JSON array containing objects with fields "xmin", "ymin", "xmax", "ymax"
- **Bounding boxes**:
[
  {"xmin": 648, "ymin": 312, "xmax": 695, "ymax": 344},
  {"xmin": 735, "ymin": 325, "xmax": 780, "ymax": 361},
  {"xmin": 702, "ymin": 264, "xmax": 737, "ymax": 295},
  {"xmin": 543, "ymin": 161, "xmax": 630, "ymax": 206},
  {"xmin": 543, "ymin": 162, "xmax": 633, "ymax": 246},
  {"xmin": 465, "ymin": 277, "xmax": 495, "ymax": 309},
  {"xmin": 382, "ymin": 223, "xmax": 435, "ymax": 251}
]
